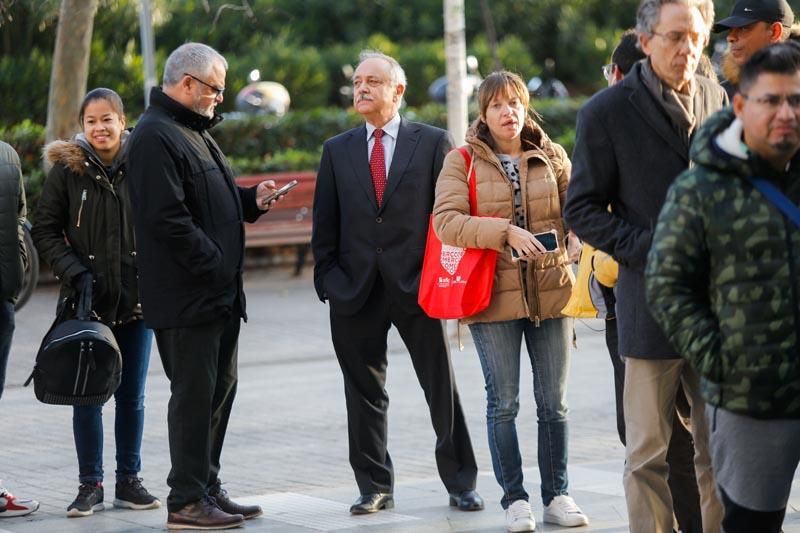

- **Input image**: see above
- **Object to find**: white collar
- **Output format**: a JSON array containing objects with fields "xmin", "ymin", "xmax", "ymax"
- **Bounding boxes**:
[
  {"xmin": 714, "ymin": 117, "xmax": 749, "ymax": 160},
  {"xmin": 366, "ymin": 114, "xmax": 401, "ymax": 140}
]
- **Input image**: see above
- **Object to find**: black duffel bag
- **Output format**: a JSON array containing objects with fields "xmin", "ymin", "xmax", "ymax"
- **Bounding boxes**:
[{"xmin": 25, "ymin": 276, "xmax": 122, "ymax": 406}]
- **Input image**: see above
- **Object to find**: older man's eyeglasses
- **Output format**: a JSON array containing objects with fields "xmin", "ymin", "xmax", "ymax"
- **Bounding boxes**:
[
  {"xmin": 742, "ymin": 93, "xmax": 800, "ymax": 110},
  {"xmin": 651, "ymin": 31, "xmax": 705, "ymax": 47},
  {"xmin": 184, "ymin": 73, "xmax": 225, "ymax": 98},
  {"xmin": 602, "ymin": 64, "xmax": 615, "ymax": 82}
]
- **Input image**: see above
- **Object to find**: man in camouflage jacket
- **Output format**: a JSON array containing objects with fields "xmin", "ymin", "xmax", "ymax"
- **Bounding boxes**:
[{"xmin": 646, "ymin": 42, "xmax": 800, "ymax": 533}]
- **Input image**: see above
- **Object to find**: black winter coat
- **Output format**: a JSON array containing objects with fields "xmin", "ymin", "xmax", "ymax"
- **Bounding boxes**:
[
  {"xmin": 126, "ymin": 87, "xmax": 263, "ymax": 329},
  {"xmin": 564, "ymin": 63, "xmax": 728, "ymax": 359},
  {"xmin": 33, "ymin": 135, "xmax": 141, "ymax": 325},
  {"xmin": 0, "ymin": 142, "xmax": 26, "ymax": 302}
]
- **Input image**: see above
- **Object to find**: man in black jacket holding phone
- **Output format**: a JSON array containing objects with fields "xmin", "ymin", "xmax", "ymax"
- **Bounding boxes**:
[{"xmin": 127, "ymin": 42, "xmax": 278, "ymax": 531}]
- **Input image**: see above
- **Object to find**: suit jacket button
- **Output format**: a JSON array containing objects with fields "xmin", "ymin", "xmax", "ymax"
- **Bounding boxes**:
[
  {"xmin": 376, "ymin": 247, "xmax": 383, "ymax": 253},
  {"xmin": 376, "ymin": 217, "xmax": 383, "ymax": 223}
]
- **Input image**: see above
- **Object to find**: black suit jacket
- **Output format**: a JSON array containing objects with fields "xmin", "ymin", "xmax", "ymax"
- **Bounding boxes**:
[
  {"xmin": 312, "ymin": 118, "xmax": 452, "ymax": 316},
  {"xmin": 564, "ymin": 63, "xmax": 727, "ymax": 359}
]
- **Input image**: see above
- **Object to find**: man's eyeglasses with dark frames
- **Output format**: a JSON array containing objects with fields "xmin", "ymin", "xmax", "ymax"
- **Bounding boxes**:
[
  {"xmin": 184, "ymin": 73, "xmax": 225, "ymax": 98},
  {"xmin": 742, "ymin": 93, "xmax": 800, "ymax": 110}
]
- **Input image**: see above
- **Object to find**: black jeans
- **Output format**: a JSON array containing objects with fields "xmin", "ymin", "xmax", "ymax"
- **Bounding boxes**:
[
  {"xmin": 155, "ymin": 314, "xmax": 241, "ymax": 512},
  {"xmin": 720, "ymin": 486, "xmax": 785, "ymax": 533}
]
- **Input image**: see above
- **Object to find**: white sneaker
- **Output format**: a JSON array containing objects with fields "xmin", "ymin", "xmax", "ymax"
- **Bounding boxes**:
[
  {"xmin": 543, "ymin": 495, "xmax": 588, "ymax": 527},
  {"xmin": 505, "ymin": 499, "xmax": 536, "ymax": 532},
  {"xmin": 0, "ymin": 482, "xmax": 40, "ymax": 518}
]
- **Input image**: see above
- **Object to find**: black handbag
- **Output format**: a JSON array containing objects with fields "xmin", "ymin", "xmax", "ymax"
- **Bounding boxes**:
[{"xmin": 25, "ymin": 278, "xmax": 122, "ymax": 406}]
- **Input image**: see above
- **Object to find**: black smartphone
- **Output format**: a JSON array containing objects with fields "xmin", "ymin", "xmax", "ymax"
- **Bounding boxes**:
[
  {"xmin": 533, "ymin": 231, "xmax": 559, "ymax": 252},
  {"xmin": 261, "ymin": 179, "xmax": 299, "ymax": 206}
]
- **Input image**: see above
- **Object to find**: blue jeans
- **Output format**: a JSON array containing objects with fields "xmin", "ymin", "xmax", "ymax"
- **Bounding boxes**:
[
  {"xmin": 469, "ymin": 317, "xmax": 572, "ymax": 508},
  {"xmin": 74, "ymin": 320, "xmax": 153, "ymax": 483},
  {"xmin": 0, "ymin": 300, "xmax": 14, "ymax": 399}
]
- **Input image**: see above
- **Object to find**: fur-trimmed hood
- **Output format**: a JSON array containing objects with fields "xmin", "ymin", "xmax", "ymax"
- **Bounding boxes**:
[
  {"xmin": 43, "ymin": 130, "xmax": 129, "ymax": 174},
  {"xmin": 721, "ymin": 50, "xmax": 740, "ymax": 88}
]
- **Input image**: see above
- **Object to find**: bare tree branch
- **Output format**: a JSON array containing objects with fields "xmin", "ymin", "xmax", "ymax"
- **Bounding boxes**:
[{"xmin": 211, "ymin": 0, "xmax": 254, "ymax": 33}]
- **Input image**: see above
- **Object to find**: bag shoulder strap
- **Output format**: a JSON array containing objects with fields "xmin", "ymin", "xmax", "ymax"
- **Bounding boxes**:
[
  {"xmin": 456, "ymin": 146, "xmax": 478, "ymax": 216},
  {"xmin": 746, "ymin": 176, "xmax": 800, "ymax": 228}
]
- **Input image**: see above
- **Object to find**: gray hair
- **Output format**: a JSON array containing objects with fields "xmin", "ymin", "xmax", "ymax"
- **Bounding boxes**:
[
  {"xmin": 636, "ymin": 0, "xmax": 714, "ymax": 37},
  {"xmin": 162, "ymin": 42, "xmax": 228, "ymax": 87},
  {"xmin": 358, "ymin": 50, "xmax": 407, "ymax": 87}
]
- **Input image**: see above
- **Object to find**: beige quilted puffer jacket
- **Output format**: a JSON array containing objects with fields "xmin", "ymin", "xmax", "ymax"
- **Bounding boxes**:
[{"xmin": 432, "ymin": 121, "xmax": 574, "ymax": 325}]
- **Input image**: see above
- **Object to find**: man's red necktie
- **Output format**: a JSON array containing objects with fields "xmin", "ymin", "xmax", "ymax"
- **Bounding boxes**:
[{"xmin": 370, "ymin": 129, "xmax": 386, "ymax": 206}]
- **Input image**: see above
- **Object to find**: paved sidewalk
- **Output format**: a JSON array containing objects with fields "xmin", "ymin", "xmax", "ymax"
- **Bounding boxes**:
[{"xmin": 1, "ymin": 268, "xmax": 798, "ymax": 532}]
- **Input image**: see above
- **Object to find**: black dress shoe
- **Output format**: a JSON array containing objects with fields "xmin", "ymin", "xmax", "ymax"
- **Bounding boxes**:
[
  {"xmin": 449, "ymin": 490, "xmax": 484, "ymax": 511},
  {"xmin": 349, "ymin": 493, "xmax": 394, "ymax": 514},
  {"xmin": 208, "ymin": 485, "xmax": 263, "ymax": 520}
]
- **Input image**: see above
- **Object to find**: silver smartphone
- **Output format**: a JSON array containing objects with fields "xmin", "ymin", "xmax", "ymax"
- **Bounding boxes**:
[{"xmin": 261, "ymin": 179, "xmax": 299, "ymax": 206}]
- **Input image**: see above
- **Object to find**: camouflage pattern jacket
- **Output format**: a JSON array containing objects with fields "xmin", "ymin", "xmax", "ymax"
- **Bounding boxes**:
[{"xmin": 646, "ymin": 107, "xmax": 800, "ymax": 418}]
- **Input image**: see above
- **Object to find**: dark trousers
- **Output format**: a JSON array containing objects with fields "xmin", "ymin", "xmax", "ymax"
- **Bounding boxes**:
[
  {"xmin": 720, "ymin": 486, "xmax": 785, "ymax": 533},
  {"xmin": 155, "ymin": 314, "xmax": 241, "ymax": 512},
  {"xmin": 601, "ymin": 285, "xmax": 702, "ymax": 533},
  {"xmin": 329, "ymin": 276, "xmax": 477, "ymax": 495},
  {"xmin": 0, "ymin": 300, "xmax": 13, "ymax": 399}
]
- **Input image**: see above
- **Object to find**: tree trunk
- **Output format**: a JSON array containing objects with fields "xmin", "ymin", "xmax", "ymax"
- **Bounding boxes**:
[
  {"xmin": 45, "ymin": 0, "xmax": 98, "ymax": 146},
  {"xmin": 443, "ymin": 0, "xmax": 467, "ymax": 146}
]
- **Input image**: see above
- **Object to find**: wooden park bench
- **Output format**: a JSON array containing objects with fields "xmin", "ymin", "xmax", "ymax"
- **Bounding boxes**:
[{"xmin": 235, "ymin": 171, "xmax": 316, "ymax": 275}]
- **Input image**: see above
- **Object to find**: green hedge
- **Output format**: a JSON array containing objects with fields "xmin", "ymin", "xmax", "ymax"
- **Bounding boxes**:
[
  {"xmin": 2, "ymin": 99, "xmax": 582, "ymax": 221},
  {"xmin": 214, "ymin": 98, "xmax": 582, "ymax": 167}
]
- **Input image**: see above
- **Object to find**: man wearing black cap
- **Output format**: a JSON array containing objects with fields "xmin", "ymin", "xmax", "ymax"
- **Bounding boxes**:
[{"xmin": 714, "ymin": 0, "xmax": 795, "ymax": 97}]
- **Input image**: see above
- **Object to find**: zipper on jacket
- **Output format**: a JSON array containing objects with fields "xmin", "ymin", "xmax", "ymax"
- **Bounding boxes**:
[
  {"xmin": 530, "ymin": 267, "xmax": 541, "ymax": 327},
  {"xmin": 76, "ymin": 189, "xmax": 87, "ymax": 228},
  {"xmin": 73, "ymin": 342, "xmax": 85, "ymax": 395}
]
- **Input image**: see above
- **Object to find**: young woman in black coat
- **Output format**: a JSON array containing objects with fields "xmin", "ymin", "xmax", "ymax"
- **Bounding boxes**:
[{"xmin": 33, "ymin": 88, "xmax": 160, "ymax": 518}]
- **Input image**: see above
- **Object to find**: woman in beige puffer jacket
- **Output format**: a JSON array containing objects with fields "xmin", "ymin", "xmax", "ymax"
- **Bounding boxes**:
[{"xmin": 432, "ymin": 71, "xmax": 586, "ymax": 531}]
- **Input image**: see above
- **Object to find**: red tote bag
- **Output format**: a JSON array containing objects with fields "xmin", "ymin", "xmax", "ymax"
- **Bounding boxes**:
[{"xmin": 418, "ymin": 147, "xmax": 498, "ymax": 319}]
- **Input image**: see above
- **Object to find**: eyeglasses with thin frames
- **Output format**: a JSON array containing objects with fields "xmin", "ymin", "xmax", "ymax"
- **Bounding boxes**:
[
  {"xmin": 184, "ymin": 72, "xmax": 225, "ymax": 98},
  {"xmin": 742, "ymin": 93, "xmax": 800, "ymax": 110},
  {"xmin": 651, "ymin": 30, "xmax": 705, "ymax": 47}
]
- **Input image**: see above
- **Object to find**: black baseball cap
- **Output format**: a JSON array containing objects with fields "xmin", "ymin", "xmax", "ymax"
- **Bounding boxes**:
[{"xmin": 712, "ymin": 0, "xmax": 795, "ymax": 33}]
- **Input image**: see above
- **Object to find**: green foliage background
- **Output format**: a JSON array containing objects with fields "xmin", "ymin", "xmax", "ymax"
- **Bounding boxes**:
[
  {"xmin": 0, "ymin": 0, "xmax": 747, "ymax": 124},
  {"xmin": 0, "ymin": 0, "xmax": 755, "ymax": 220}
]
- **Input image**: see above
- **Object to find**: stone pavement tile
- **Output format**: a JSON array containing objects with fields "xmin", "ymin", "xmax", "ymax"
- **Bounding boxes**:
[{"xmin": 2, "ymin": 270, "xmax": 799, "ymax": 532}]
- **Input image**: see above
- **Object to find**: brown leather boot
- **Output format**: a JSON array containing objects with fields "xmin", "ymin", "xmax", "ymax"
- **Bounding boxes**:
[
  {"xmin": 167, "ymin": 496, "xmax": 244, "ymax": 530},
  {"xmin": 208, "ymin": 484, "xmax": 263, "ymax": 519}
]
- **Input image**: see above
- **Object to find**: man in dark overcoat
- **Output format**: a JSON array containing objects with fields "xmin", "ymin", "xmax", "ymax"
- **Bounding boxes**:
[{"xmin": 564, "ymin": 1, "xmax": 727, "ymax": 531}]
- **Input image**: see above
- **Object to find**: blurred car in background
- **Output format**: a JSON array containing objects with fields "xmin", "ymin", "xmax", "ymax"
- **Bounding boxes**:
[{"xmin": 235, "ymin": 81, "xmax": 291, "ymax": 116}]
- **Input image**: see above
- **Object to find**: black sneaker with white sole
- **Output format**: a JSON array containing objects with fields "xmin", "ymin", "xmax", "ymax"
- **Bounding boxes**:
[
  {"xmin": 67, "ymin": 482, "xmax": 104, "ymax": 517},
  {"xmin": 114, "ymin": 477, "xmax": 161, "ymax": 510}
]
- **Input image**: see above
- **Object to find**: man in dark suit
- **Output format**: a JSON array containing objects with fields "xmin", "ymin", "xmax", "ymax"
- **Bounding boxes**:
[
  {"xmin": 312, "ymin": 50, "xmax": 482, "ymax": 515},
  {"xmin": 564, "ymin": 1, "xmax": 727, "ymax": 532}
]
